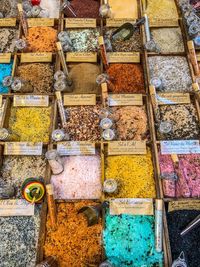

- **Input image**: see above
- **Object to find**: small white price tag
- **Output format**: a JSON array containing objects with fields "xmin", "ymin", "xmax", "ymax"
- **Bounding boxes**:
[
  {"xmin": 161, "ymin": 140, "xmax": 200, "ymax": 154},
  {"xmin": 13, "ymin": 95, "xmax": 49, "ymax": 107},
  {"xmin": 0, "ymin": 199, "xmax": 35, "ymax": 216}
]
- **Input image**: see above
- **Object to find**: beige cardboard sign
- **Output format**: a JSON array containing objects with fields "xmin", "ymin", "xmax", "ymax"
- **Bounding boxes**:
[
  {"xmin": 108, "ymin": 94, "xmax": 143, "ymax": 106},
  {"xmin": 0, "ymin": 53, "xmax": 11, "ymax": 63},
  {"xmin": 108, "ymin": 52, "xmax": 140, "ymax": 63},
  {"xmin": 168, "ymin": 200, "xmax": 200, "ymax": 212},
  {"xmin": 157, "ymin": 93, "xmax": 191, "ymax": 105},
  {"xmin": 106, "ymin": 18, "xmax": 135, "ymax": 27},
  {"xmin": 150, "ymin": 18, "xmax": 179, "ymax": 27},
  {"xmin": 13, "ymin": 95, "xmax": 49, "ymax": 107},
  {"xmin": 66, "ymin": 52, "xmax": 97, "ymax": 62},
  {"xmin": 110, "ymin": 198, "xmax": 154, "ymax": 215},
  {"xmin": 0, "ymin": 199, "xmax": 35, "ymax": 216},
  {"xmin": 64, "ymin": 94, "xmax": 96, "ymax": 106},
  {"xmin": 21, "ymin": 53, "xmax": 52, "ymax": 63},
  {"xmin": 0, "ymin": 18, "xmax": 16, "ymax": 27},
  {"xmin": 65, "ymin": 18, "xmax": 96, "ymax": 28},
  {"xmin": 57, "ymin": 141, "xmax": 96, "ymax": 156},
  {"xmin": 4, "ymin": 142, "xmax": 43, "ymax": 155},
  {"xmin": 28, "ymin": 18, "xmax": 55, "ymax": 27},
  {"xmin": 108, "ymin": 141, "xmax": 146, "ymax": 155}
]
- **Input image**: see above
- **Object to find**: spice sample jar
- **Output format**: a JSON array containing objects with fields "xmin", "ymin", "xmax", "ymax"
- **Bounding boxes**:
[
  {"xmin": 68, "ymin": 63, "xmax": 101, "ymax": 94},
  {"xmin": 63, "ymin": 105, "xmax": 101, "ymax": 141},
  {"xmin": 148, "ymin": 56, "xmax": 193, "ymax": 92},
  {"xmin": 167, "ymin": 206, "xmax": 200, "ymax": 267},
  {"xmin": 146, "ymin": 0, "xmax": 178, "ymax": 21},
  {"xmin": 66, "ymin": 29, "xmax": 99, "ymax": 52},
  {"xmin": 0, "ymin": 28, "xmax": 19, "ymax": 53},
  {"xmin": 104, "ymin": 28, "xmax": 142, "ymax": 52},
  {"xmin": 151, "ymin": 28, "xmax": 185, "ymax": 53},
  {"xmin": 105, "ymin": 149, "xmax": 156, "ymax": 198},
  {"xmin": 25, "ymin": 27, "xmax": 57, "ymax": 52},
  {"xmin": 0, "ymin": 207, "xmax": 41, "ymax": 267},
  {"xmin": 62, "ymin": 0, "xmax": 100, "ymax": 18},
  {"xmin": 107, "ymin": 64, "xmax": 145, "ymax": 93},
  {"xmin": 103, "ymin": 208, "xmax": 163, "ymax": 266},
  {"xmin": 16, "ymin": 63, "xmax": 54, "ymax": 93},
  {"xmin": 44, "ymin": 201, "xmax": 102, "ymax": 266},
  {"xmin": 0, "ymin": 0, "xmax": 18, "ymax": 17},
  {"xmin": 0, "ymin": 62, "xmax": 13, "ymax": 94},
  {"xmin": 159, "ymin": 153, "xmax": 200, "ymax": 198},
  {"xmin": 108, "ymin": 0, "xmax": 138, "ymax": 19},
  {"xmin": 8, "ymin": 106, "xmax": 52, "ymax": 142},
  {"xmin": 0, "ymin": 156, "xmax": 46, "ymax": 198},
  {"xmin": 110, "ymin": 106, "xmax": 148, "ymax": 140},
  {"xmin": 156, "ymin": 104, "xmax": 199, "ymax": 140},
  {"xmin": 51, "ymin": 155, "xmax": 102, "ymax": 199}
]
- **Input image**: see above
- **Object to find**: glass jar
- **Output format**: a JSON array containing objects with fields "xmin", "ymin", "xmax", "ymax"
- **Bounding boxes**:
[
  {"xmin": 100, "ymin": 118, "xmax": 113, "ymax": 129},
  {"xmin": 102, "ymin": 129, "xmax": 115, "ymax": 141},
  {"xmin": 52, "ymin": 129, "xmax": 70, "ymax": 142},
  {"xmin": 54, "ymin": 71, "xmax": 66, "ymax": 81},
  {"xmin": 45, "ymin": 150, "xmax": 64, "ymax": 175},
  {"xmin": 103, "ymin": 179, "xmax": 118, "ymax": 194}
]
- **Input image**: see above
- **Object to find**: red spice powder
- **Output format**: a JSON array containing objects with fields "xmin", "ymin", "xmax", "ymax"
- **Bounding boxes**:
[
  {"xmin": 63, "ymin": 0, "xmax": 100, "ymax": 18},
  {"xmin": 106, "ymin": 64, "xmax": 145, "ymax": 93}
]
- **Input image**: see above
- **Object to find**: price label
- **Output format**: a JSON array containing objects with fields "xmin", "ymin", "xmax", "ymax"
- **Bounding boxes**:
[
  {"xmin": 66, "ymin": 52, "xmax": 97, "ymax": 62},
  {"xmin": 0, "ymin": 199, "xmax": 34, "ymax": 216},
  {"xmin": 21, "ymin": 53, "xmax": 52, "ymax": 63},
  {"xmin": 57, "ymin": 141, "xmax": 95, "ymax": 155},
  {"xmin": 157, "ymin": 93, "xmax": 191, "ymax": 105},
  {"xmin": 108, "ymin": 94, "xmax": 143, "ymax": 106},
  {"xmin": 108, "ymin": 141, "xmax": 146, "ymax": 155},
  {"xmin": 161, "ymin": 140, "xmax": 200, "ymax": 155},
  {"xmin": 28, "ymin": 18, "xmax": 55, "ymax": 27},
  {"xmin": 0, "ymin": 53, "xmax": 11, "ymax": 63},
  {"xmin": 110, "ymin": 198, "xmax": 154, "ymax": 215},
  {"xmin": 106, "ymin": 18, "xmax": 135, "ymax": 27},
  {"xmin": 108, "ymin": 52, "xmax": 140, "ymax": 63},
  {"xmin": 150, "ymin": 18, "xmax": 179, "ymax": 27},
  {"xmin": 168, "ymin": 200, "xmax": 200, "ymax": 212},
  {"xmin": 0, "ymin": 18, "xmax": 16, "ymax": 27},
  {"xmin": 64, "ymin": 94, "xmax": 96, "ymax": 106},
  {"xmin": 4, "ymin": 142, "xmax": 43, "ymax": 155},
  {"xmin": 65, "ymin": 18, "xmax": 96, "ymax": 28},
  {"xmin": 13, "ymin": 95, "xmax": 49, "ymax": 107}
]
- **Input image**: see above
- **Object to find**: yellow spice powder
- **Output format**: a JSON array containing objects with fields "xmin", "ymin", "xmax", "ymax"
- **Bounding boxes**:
[
  {"xmin": 146, "ymin": 0, "xmax": 178, "ymax": 20},
  {"xmin": 105, "ymin": 150, "xmax": 156, "ymax": 198},
  {"xmin": 9, "ymin": 107, "xmax": 51, "ymax": 142}
]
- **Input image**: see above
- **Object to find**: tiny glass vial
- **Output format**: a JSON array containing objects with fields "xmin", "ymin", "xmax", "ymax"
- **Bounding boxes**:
[
  {"xmin": 2, "ymin": 76, "xmax": 13, "ymax": 87},
  {"xmin": 45, "ymin": 150, "xmax": 64, "ymax": 175},
  {"xmin": 54, "ymin": 71, "xmax": 66, "ymax": 81},
  {"xmin": 23, "ymin": 1, "xmax": 32, "ymax": 12},
  {"xmin": 15, "ymin": 39, "xmax": 27, "ymax": 50},
  {"xmin": 52, "ymin": 129, "xmax": 70, "ymax": 142},
  {"xmin": 11, "ymin": 78, "xmax": 33, "ymax": 93},
  {"xmin": 150, "ymin": 77, "xmax": 163, "ymax": 91},
  {"xmin": 54, "ymin": 80, "xmax": 67, "ymax": 92},
  {"xmin": 31, "ymin": 5, "xmax": 41, "ymax": 17},
  {"xmin": 159, "ymin": 121, "xmax": 172, "ymax": 134},
  {"xmin": 102, "ymin": 129, "xmax": 115, "ymax": 141},
  {"xmin": 100, "ymin": 118, "xmax": 113, "ymax": 129},
  {"xmin": 103, "ymin": 179, "xmax": 118, "ymax": 194},
  {"xmin": 189, "ymin": 22, "xmax": 200, "ymax": 36},
  {"xmin": 99, "ymin": 261, "xmax": 114, "ymax": 267},
  {"xmin": 0, "ymin": 184, "xmax": 15, "ymax": 199}
]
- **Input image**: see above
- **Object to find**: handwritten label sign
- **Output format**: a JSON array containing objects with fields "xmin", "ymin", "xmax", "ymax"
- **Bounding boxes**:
[
  {"xmin": 157, "ymin": 93, "xmax": 191, "ymax": 105},
  {"xmin": 161, "ymin": 140, "xmax": 200, "ymax": 155},
  {"xmin": 28, "ymin": 18, "xmax": 54, "ymax": 27},
  {"xmin": 168, "ymin": 200, "xmax": 200, "ymax": 212},
  {"xmin": 108, "ymin": 94, "xmax": 143, "ymax": 106},
  {"xmin": 66, "ymin": 52, "xmax": 97, "ymax": 62},
  {"xmin": 0, "ymin": 199, "xmax": 35, "ymax": 216},
  {"xmin": 0, "ymin": 18, "xmax": 16, "ymax": 27},
  {"xmin": 64, "ymin": 94, "xmax": 96, "ymax": 106},
  {"xmin": 110, "ymin": 198, "xmax": 154, "ymax": 215},
  {"xmin": 150, "ymin": 18, "xmax": 179, "ymax": 27},
  {"xmin": 108, "ymin": 52, "xmax": 140, "ymax": 63},
  {"xmin": 106, "ymin": 18, "xmax": 135, "ymax": 27},
  {"xmin": 108, "ymin": 141, "xmax": 146, "ymax": 155},
  {"xmin": 13, "ymin": 95, "xmax": 49, "ymax": 107},
  {"xmin": 21, "ymin": 53, "xmax": 52, "ymax": 63},
  {"xmin": 57, "ymin": 141, "xmax": 95, "ymax": 155},
  {"xmin": 65, "ymin": 18, "xmax": 96, "ymax": 28},
  {"xmin": 0, "ymin": 53, "xmax": 11, "ymax": 63},
  {"xmin": 4, "ymin": 142, "xmax": 43, "ymax": 155}
]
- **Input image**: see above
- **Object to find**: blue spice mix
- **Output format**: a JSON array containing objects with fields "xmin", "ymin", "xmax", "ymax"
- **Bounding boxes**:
[{"xmin": 0, "ymin": 61, "xmax": 13, "ymax": 94}]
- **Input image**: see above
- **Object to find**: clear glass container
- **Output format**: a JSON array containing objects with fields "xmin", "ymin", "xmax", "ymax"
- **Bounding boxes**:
[
  {"xmin": 102, "ymin": 129, "xmax": 115, "ymax": 141},
  {"xmin": 54, "ymin": 71, "xmax": 66, "ymax": 81},
  {"xmin": 99, "ymin": 4, "xmax": 112, "ymax": 18},
  {"xmin": 96, "ymin": 73, "xmax": 109, "ymax": 85},
  {"xmin": 23, "ymin": 1, "xmax": 32, "ymax": 12},
  {"xmin": 103, "ymin": 179, "xmax": 118, "ymax": 194},
  {"xmin": 100, "ymin": 118, "xmax": 113, "ymax": 129},
  {"xmin": 11, "ymin": 78, "xmax": 33, "ymax": 93},
  {"xmin": 99, "ymin": 108, "xmax": 112, "ymax": 119},
  {"xmin": 58, "ymin": 31, "xmax": 72, "ymax": 46},
  {"xmin": 45, "ymin": 150, "xmax": 64, "ymax": 175},
  {"xmin": 0, "ymin": 128, "xmax": 10, "ymax": 141},
  {"xmin": 54, "ymin": 80, "xmax": 67, "ymax": 92},
  {"xmin": 194, "ymin": 35, "xmax": 200, "ymax": 47},
  {"xmin": 52, "ymin": 129, "xmax": 70, "ymax": 142},
  {"xmin": 39, "ymin": 8, "xmax": 49, "ymax": 18},
  {"xmin": 159, "ymin": 121, "xmax": 172, "ymax": 134},
  {"xmin": 2, "ymin": 76, "xmax": 13, "ymax": 87},
  {"xmin": 150, "ymin": 77, "xmax": 163, "ymax": 91},
  {"xmin": 15, "ymin": 39, "xmax": 27, "ymax": 50},
  {"xmin": 31, "ymin": 5, "xmax": 41, "ymax": 17}
]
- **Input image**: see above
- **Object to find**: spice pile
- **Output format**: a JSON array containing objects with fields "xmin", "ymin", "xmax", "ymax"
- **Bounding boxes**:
[
  {"xmin": 104, "ymin": 209, "xmax": 163, "ymax": 266},
  {"xmin": 105, "ymin": 150, "xmax": 156, "ymax": 198},
  {"xmin": 51, "ymin": 155, "xmax": 102, "ymax": 199},
  {"xmin": 64, "ymin": 106, "xmax": 101, "ymax": 141},
  {"xmin": 110, "ymin": 106, "xmax": 148, "ymax": 140},
  {"xmin": 148, "ymin": 56, "xmax": 192, "ymax": 92},
  {"xmin": 0, "ymin": 28, "xmax": 19, "ymax": 53},
  {"xmin": 40, "ymin": 0, "xmax": 60, "ymax": 18},
  {"xmin": 159, "ymin": 153, "xmax": 200, "ymax": 198},
  {"xmin": 108, "ymin": 0, "xmax": 138, "ymax": 19},
  {"xmin": 68, "ymin": 29, "xmax": 99, "ymax": 52},
  {"xmin": 9, "ymin": 106, "xmax": 51, "ymax": 142},
  {"xmin": 107, "ymin": 64, "xmax": 145, "ymax": 93},
  {"xmin": 0, "ymin": 156, "xmax": 46, "ymax": 198},
  {"xmin": 157, "ymin": 104, "xmax": 199, "ymax": 140},
  {"xmin": 17, "ymin": 63, "xmax": 54, "ymax": 93},
  {"xmin": 0, "ymin": 0, "xmax": 18, "ymax": 17},
  {"xmin": 44, "ymin": 202, "xmax": 102, "ymax": 266},
  {"xmin": 25, "ymin": 27, "xmax": 57, "ymax": 52},
  {"xmin": 0, "ymin": 62, "xmax": 13, "ymax": 94},
  {"xmin": 146, "ymin": 0, "xmax": 178, "ymax": 20}
]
